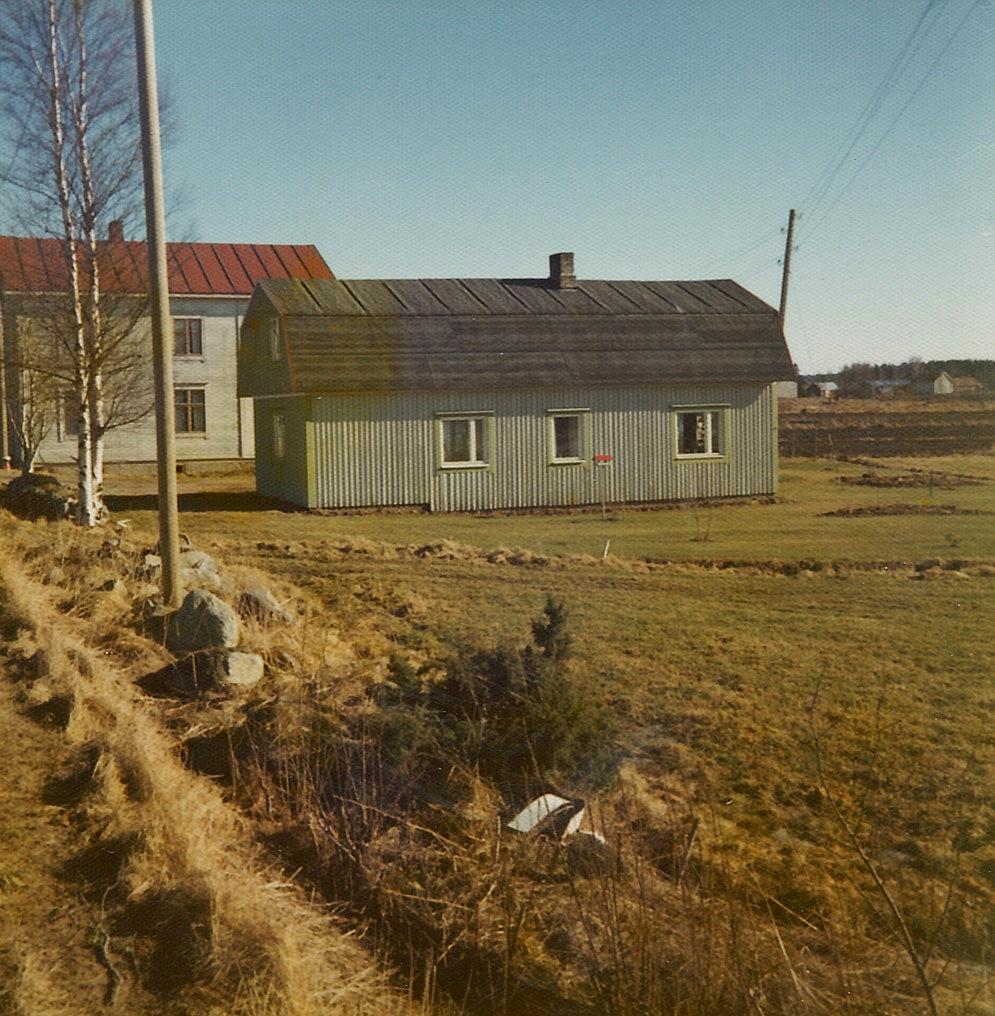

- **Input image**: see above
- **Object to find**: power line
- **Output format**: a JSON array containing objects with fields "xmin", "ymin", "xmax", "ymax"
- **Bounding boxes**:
[
  {"xmin": 798, "ymin": 0, "xmax": 948, "ymax": 224},
  {"xmin": 803, "ymin": 0, "xmax": 982, "ymax": 241}
]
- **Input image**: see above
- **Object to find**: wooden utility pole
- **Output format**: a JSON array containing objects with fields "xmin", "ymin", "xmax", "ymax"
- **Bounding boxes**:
[
  {"xmin": 133, "ymin": 0, "xmax": 181, "ymax": 605},
  {"xmin": 0, "ymin": 300, "xmax": 10, "ymax": 469},
  {"xmin": 778, "ymin": 208, "xmax": 796, "ymax": 329}
]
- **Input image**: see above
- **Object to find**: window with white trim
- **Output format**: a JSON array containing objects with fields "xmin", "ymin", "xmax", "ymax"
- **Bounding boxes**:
[
  {"xmin": 548, "ymin": 410, "xmax": 588, "ymax": 463},
  {"xmin": 173, "ymin": 317, "xmax": 203, "ymax": 356},
  {"xmin": 174, "ymin": 387, "xmax": 206, "ymax": 434},
  {"xmin": 272, "ymin": 411, "xmax": 286, "ymax": 458},
  {"xmin": 438, "ymin": 414, "xmax": 490, "ymax": 467},
  {"xmin": 675, "ymin": 408, "xmax": 724, "ymax": 457}
]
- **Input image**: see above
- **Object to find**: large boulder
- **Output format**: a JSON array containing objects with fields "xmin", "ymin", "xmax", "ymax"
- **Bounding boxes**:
[
  {"xmin": 165, "ymin": 589, "xmax": 240, "ymax": 654},
  {"xmin": 137, "ymin": 649, "xmax": 264, "ymax": 698},
  {"xmin": 237, "ymin": 585, "xmax": 296, "ymax": 625}
]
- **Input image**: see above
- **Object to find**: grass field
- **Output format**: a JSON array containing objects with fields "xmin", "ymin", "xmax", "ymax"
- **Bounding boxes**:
[
  {"xmin": 108, "ymin": 453, "xmax": 995, "ymax": 972},
  {"xmin": 7, "ymin": 447, "xmax": 994, "ymax": 1011},
  {"xmin": 104, "ymin": 455, "xmax": 995, "ymax": 564}
]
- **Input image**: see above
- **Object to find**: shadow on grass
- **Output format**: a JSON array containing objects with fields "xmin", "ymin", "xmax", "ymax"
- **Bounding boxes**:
[{"xmin": 105, "ymin": 490, "xmax": 290, "ymax": 514}]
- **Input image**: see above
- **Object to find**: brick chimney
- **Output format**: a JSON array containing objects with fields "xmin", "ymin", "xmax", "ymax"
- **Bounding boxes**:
[
  {"xmin": 107, "ymin": 219, "xmax": 124, "ymax": 243},
  {"xmin": 548, "ymin": 251, "xmax": 576, "ymax": 289}
]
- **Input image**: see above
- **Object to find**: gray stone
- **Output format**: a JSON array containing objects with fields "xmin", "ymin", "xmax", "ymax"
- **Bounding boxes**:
[
  {"xmin": 238, "ymin": 585, "xmax": 296, "ymax": 625},
  {"xmin": 165, "ymin": 589, "xmax": 240, "ymax": 654},
  {"xmin": 180, "ymin": 549, "xmax": 219, "ymax": 581},
  {"xmin": 221, "ymin": 652, "xmax": 264, "ymax": 688}
]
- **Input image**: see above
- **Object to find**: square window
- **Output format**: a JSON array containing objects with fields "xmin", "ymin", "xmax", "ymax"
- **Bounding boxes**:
[
  {"xmin": 548, "ymin": 411, "xmax": 588, "ymax": 463},
  {"xmin": 174, "ymin": 387, "xmax": 206, "ymax": 433},
  {"xmin": 439, "ymin": 415, "xmax": 489, "ymax": 466},
  {"xmin": 173, "ymin": 317, "xmax": 203, "ymax": 356},
  {"xmin": 676, "ymin": 409, "xmax": 724, "ymax": 457}
]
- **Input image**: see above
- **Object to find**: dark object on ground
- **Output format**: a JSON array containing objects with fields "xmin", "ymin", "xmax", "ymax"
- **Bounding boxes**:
[
  {"xmin": 824, "ymin": 503, "xmax": 991, "ymax": 518},
  {"xmin": 0, "ymin": 472, "xmax": 74, "ymax": 521},
  {"xmin": 838, "ymin": 472, "xmax": 980, "ymax": 489},
  {"xmin": 137, "ymin": 649, "xmax": 263, "ymax": 698}
]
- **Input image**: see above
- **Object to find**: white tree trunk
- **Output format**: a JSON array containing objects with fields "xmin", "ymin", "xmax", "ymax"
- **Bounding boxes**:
[
  {"xmin": 45, "ymin": 0, "xmax": 96, "ymax": 526},
  {"xmin": 71, "ymin": 0, "xmax": 106, "ymax": 521}
]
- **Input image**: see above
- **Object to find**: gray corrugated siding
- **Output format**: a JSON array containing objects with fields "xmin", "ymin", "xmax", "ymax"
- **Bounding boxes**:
[{"xmin": 300, "ymin": 383, "xmax": 775, "ymax": 511}]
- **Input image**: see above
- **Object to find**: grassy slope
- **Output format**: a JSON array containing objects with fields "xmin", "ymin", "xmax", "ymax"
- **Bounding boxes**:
[
  {"xmin": 113, "ymin": 456, "xmax": 995, "ymax": 563},
  {"xmin": 166, "ymin": 454, "xmax": 992, "ymax": 967},
  {"xmin": 19, "ymin": 450, "xmax": 995, "ymax": 1002}
]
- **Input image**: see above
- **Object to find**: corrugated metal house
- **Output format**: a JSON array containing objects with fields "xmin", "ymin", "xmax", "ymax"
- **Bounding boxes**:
[
  {"xmin": 238, "ymin": 253, "xmax": 793, "ymax": 511},
  {"xmin": 0, "ymin": 228, "xmax": 333, "ymax": 467}
]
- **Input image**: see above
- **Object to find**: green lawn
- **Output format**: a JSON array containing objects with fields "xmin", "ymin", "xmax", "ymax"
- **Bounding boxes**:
[{"xmin": 114, "ymin": 456, "xmax": 995, "ymax": 563}]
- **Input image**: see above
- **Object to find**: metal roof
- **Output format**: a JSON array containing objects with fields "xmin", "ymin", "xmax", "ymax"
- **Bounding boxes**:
[
  {"xmin": 240, "ymin": 276, "xmax": 794, "ymax": 396},
  {"xmin": 0, "ymin": 236, "xmax": 334, "ymax": 296},
  {"xmin": 257, "ymin": 276, "xmax": 774, "ymax": 317}
]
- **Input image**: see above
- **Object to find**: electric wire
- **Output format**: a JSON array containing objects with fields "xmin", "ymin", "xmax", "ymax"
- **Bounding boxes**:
[{"xmin": 802, "ymin": 0, "xmax": 982, "ymax": 242}]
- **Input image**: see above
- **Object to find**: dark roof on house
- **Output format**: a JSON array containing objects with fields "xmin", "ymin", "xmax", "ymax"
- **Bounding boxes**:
[
  {"xmin": 0, "ymin": 236, "xmax": 334, "ymax": 296},
  {"xmin": 240, "ymin": 273, "xmax": 793, "ymax": 397}
]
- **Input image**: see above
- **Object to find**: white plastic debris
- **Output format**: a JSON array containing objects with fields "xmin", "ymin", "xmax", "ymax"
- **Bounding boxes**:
[{"xmin": 507, "ymin": 794, "xmax": 573, "ymax": 834}]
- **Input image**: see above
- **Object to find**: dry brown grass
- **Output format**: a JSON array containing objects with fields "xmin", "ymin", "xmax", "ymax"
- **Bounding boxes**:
[
  {"xmin": 3, "ymin": 505, "xmax": 992, "ymax": 1015},
  {"xmin": 0, "ymin": 516, "xmax": 413, "ymax": 1016}
]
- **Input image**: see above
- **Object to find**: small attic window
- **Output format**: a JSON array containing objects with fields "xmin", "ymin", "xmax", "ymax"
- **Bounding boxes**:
[{"xmin": 270, "ymin": 321, "xmax": 281, "ymax": 362}]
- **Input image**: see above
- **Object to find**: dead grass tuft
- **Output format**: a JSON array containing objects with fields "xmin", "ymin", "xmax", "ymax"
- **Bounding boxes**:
[{"xmin": 0, "ymin": 518, "xmax": 412, "ymax": 1015}]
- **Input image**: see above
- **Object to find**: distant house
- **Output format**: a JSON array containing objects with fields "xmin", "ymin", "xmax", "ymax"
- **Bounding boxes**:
[
  {"xmin": 933, "ymin": 371, "xmax": 954, "ymax": 395},
  {"xmin": 952, "ymin": 375, "xmax": 984, "ymax": 395},
  {"xmin": 238, "ymin": 252, "xmax": 794, "ymax": 511},
  {"xmin": 800, "ymin": 380, "xmax": 838, "ymax": 400},
  {"xmin": 0, "ymin": 227, "xmax": 333, "ymax": 468},
  {"xmin": 867, "ymin": 378, "xmax": 910, "ymax": 398}
]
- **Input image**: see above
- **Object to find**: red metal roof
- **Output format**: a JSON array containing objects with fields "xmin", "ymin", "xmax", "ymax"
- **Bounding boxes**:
[{"xmin": 0, "ymin": 235, "xmax": 334, "ymax": 295}]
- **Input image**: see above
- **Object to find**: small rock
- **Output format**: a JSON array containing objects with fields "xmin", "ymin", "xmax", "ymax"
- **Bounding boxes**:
[
  {"xmin": 165, "ymin": 589, "xmax": 240, "ymax": 654},
  {"xmin": 238, "ymin": 585, "xmax": 295, "ymax": 625},
  {"xmin": 180, "ymin": 549, "xmax": 218, "ymax": 579},
  {"xmin": 221, "ymin": 651, "xmax": 264, "ymax": 688},
  {"xmin": 98, "ymin": 577, "xmax": 127, "ymax": 596}
]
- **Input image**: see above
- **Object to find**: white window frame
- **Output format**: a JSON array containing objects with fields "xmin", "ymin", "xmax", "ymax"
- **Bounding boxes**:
[
  {"xmin": 435, "ymin": 412, "xmax": 493, "ymax": 469},
  {"xmin": 174, "ymin": 385, "xmax": 207, "ymax": 436},
  {"xmin": 272, "ymin": 411, "xmax": 286, "ymax": 459},
  {"xmin": 172, "ymin": 316, "xmax": 204, "ymax": 358},
  {"xmin": 547, "ymin": 408, "xmax": 590, "ymax": 465},
  {"xmin": 673, "ymin": 405, "xmax": 728, "ymax": 459}
]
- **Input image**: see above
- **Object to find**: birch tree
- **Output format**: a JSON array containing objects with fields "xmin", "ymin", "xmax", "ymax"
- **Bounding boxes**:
[{"xmin": 0, "ymin": 0, "xmax": 159, "ymax": 523}]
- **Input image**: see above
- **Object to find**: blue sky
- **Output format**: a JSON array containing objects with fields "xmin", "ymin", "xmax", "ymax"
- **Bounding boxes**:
[{"xmin": 152, "ymin": 0, "xmax": 992, "ymax": 373}]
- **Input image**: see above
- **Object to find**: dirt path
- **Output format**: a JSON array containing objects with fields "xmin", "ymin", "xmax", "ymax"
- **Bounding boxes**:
[{"xmin": 0, "ymin": 662, "xmax": 113, "ymax": 1015}]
